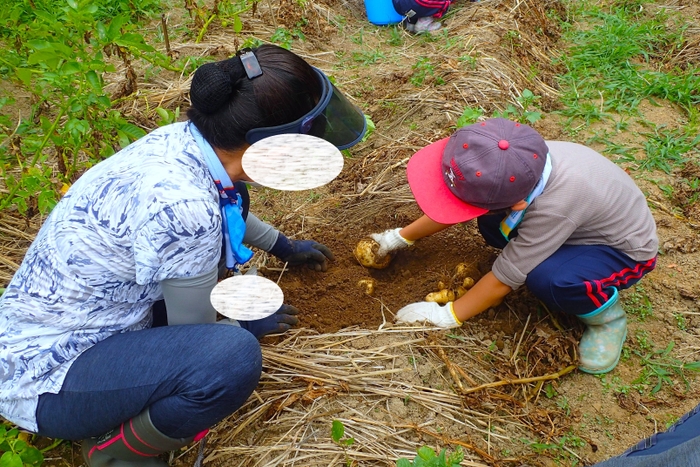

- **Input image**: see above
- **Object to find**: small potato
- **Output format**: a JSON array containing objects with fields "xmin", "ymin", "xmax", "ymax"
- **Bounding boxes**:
[
  {"xmin": 425, "ymin": 289, "xmax": 455, "ymax": 304},
  {"xmin": 462, "ymin": 277, "xmax": 475, "ymax": 289},
  {"xmin": 357, "ymin": 278, "xmax": 377, "ymax": 295},
  {"xmin": 354, "ymin": 238, "xmax": 392, "ymax": 269},
  {"xmin": 453, "ymin": 262, "xmax": 479, "ymax": 281},
  {"xmin": 437, "ymin": 280, "xmax": 448, "ymax": 290},
  {"xmin": 455, "ymin": 286, "xmax": 468, "ymax": 299}
]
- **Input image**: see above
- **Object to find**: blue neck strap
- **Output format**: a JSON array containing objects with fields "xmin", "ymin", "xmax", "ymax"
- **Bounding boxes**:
[{"xmin": 189, "ymin": 123, "xmax": 253, "ymax": 269}]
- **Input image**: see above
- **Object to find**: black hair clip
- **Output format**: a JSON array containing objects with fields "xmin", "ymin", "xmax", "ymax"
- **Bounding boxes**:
[{"xmin": 237, "ymin": 48, "xmax": 263, "ymax": 80}]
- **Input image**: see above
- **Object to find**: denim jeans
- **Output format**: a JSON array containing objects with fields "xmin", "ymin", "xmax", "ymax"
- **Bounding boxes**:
[
  {"xmin": 477, "ymin": 214, "xmax": 656, "ymax": 315},
  {"xmin": 594, "ymin": 403, "xmax": 700, "ymax": 466},
  {"xmin": 35, "ymin": 324, "xmax": 262, "ymax": 440}
]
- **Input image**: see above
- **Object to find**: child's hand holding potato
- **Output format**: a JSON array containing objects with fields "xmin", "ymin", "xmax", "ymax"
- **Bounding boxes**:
[
  {"xmin": 369, "ymin": 228, "xmax": 413, "ymax": 256},
  {"xmin": 395, "ymin": 301, "xmax": 462, "ymax": 328}
]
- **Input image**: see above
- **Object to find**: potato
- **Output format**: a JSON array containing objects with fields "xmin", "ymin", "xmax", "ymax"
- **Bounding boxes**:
[
  {"xmin": 453, "ymin": 262, "xmax": 480, "ymax": 281},
  {"xmin": 455, "ymin": 286, "xmax": 468, "ymax": 299},
  {"xmin": 462, "ymin": 277, "xmax": 475, "ymax": 289},
  {"xmin": 357, "ymin": 278, "xmax": 377, "ymax": 295},
  {"xmin": 425, "ymin": 289, "xmax": 455, "ymax": 304},
  {"xmin": 437, "ymin": 280, "xmax": 448, "ymax": 290},
  {"xmin": 354, "ymin": 238, "xmax": 392, "ymax": 269}
]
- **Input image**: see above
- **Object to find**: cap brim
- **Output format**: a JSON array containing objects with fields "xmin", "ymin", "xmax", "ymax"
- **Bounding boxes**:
[{"xmin": 406, "ymin": 137, "xmax": 488, "ymax": 224}]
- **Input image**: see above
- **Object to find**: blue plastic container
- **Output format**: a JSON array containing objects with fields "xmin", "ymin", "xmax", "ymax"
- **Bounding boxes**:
[{"xmin": 364, "ymin": 0, "xmax": 403, "ymax": 26}]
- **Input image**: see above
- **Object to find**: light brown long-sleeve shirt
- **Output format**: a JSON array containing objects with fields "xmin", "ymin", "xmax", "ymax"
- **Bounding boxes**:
[{"xmin": 492, "ymin": 141, "xmax": 658, "ymax": 290}]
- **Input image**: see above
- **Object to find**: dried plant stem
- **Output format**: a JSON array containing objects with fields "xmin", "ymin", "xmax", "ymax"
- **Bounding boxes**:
[{"xmin": 462, "ymin": 365, "xmax": 577, "ymax": 395}]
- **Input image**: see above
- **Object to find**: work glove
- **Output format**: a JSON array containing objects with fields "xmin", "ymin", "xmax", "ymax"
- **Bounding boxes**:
[
  {"xmin": 238, "ymin": 304, "xmax": 299, "ymax": 339},
  {"xmin": 395, "ymin": 301, "xmax": 462, "ymax": 329},
  {"xmin": 369, "ymin": 228, "xmax": 414, "ymax": 257},
  {"xmin": 269, "ymin": 233, "xmax": 334, "ymax": 272}
]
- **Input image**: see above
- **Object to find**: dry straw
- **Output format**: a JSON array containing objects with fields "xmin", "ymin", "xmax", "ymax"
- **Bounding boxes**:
[{"xmin": 187, "ymin": 322, "xmax": 576, "ymax": 467}]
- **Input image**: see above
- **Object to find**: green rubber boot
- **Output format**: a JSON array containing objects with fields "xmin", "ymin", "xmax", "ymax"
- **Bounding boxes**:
[
  {"xmin": 577, "ymin": 288, "xmax": 627, "ymax": 375},
  {"xmin": 81, "ymin": 408, "xmax": 195, "ymax": 467}
]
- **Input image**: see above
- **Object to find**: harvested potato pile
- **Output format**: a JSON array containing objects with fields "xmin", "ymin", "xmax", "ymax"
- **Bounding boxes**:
[{"xmin": 425, "ymin": 263, "xmax": 479, "ymax": 304}]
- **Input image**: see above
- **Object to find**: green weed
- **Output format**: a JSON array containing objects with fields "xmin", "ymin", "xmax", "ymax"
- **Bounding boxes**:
[
  {"xmin": 521, "ymin": 432, "xmax": 585, "ymax": 465},
  {"xmin": 352, "ymin": 50, "xmax": 385, "ymax": 65},
  {"xmin": 0, "ymin": 424, "xmax": 45, "ymax": 467},
  {"xmin": 410, "ymin": 58, "xmax": 444, "ymax": 86},
  {"xmin": 387, "ymin": 26, "xmax": 404, "ymax": 47},
  {"xmin": 493, "ymin": 89, "xmax": 543, "ymax": 124},
  {"xmin": 396, "ymin": 446, "xmax": 463, "ymax": 467},
  {"xmin": 455, "ymin": 107, "xmax": 484, "ymax": 129},
  {"xmin": 622, "ymin": 285, "xmax": 653, "ymax": 320},
  {"xmin": 633, "ymin": 341, "xmax": 700, "ymax": 394},
  {"xmin": 331, "ymin": 420, "xmax": 355, "ymax": 467},
  {"xmin": 638, "ymin": 126, "xmax": 700, "ymax": 173}
]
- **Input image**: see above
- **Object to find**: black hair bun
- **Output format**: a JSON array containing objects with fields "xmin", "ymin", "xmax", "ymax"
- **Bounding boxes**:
[{"xmin": 190, "ymin": 62, "xmax": 233, "ymax": 114}]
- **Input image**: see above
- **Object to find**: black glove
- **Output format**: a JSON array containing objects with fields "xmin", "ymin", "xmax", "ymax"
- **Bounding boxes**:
[
  {"xmin": 268, "ymin": 233, "xmax": 334, "ymax": 272},
  {"xmin": 238, "ymin": 304, "xmax": 299, "ymax": 339}
]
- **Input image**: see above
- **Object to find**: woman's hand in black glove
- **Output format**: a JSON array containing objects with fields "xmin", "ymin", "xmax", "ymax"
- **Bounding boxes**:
[
  {"xmin": 268, "ymin": 233, "xmax": 334, "ymax": 271},
  {"xmin": 238, "ymin": 304, "xmax": 299, "ymax": 339}
]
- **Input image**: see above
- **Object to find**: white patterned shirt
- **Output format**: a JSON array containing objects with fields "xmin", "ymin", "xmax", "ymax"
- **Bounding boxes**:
[{"xmin": 0, "ymin": 122, "xmax": 222, "ymax": 431}]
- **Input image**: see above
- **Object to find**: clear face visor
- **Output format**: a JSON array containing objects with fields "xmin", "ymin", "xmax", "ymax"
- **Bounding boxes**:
[{"xmin": 245, "ymin": 68, "xmax": 367, "ymax": 150}]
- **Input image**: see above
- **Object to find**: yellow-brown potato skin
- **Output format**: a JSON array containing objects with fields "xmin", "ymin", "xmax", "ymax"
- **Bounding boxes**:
[{"xmin": 354, "ymin": 238, "xmax": 392, "ymax": 269}]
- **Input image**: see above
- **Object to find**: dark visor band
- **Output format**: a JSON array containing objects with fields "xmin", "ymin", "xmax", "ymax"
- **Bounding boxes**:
[{"xmin": 245, "ymin": 67, "xmax": 366, "ymax": 150}]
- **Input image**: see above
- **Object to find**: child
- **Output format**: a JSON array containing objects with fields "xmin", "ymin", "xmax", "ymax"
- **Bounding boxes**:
[
  {"xmin": 392, "ymin": 0, "xmax": 452, "ymax": 33},
  {"xmin": 369, "ymin": 118, "xmax": 658, "ymax": 374}
]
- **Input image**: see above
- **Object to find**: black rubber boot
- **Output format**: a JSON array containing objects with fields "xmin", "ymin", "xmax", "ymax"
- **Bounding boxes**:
[{"xmin": 81, "ymin": 408, "xmax": 194, "ymax": 467}]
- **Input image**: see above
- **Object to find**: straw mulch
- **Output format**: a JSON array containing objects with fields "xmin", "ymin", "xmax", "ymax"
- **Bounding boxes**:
[{"xmin": 185, "ymin": 320, "xmax": 577, "ymax": 467}]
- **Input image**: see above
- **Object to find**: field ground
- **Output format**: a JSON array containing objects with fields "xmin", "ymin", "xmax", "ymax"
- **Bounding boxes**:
[{"xmin": 2, "ymin": 0, "xmax": 700, "ymax": 466}]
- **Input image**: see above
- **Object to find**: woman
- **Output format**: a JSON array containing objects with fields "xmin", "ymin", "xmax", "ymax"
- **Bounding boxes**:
[{"xmin": 0, "ymin": 44, "xmax": 365, "ymax": 466}]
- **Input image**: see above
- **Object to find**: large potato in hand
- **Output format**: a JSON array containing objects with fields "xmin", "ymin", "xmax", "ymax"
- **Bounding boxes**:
[{"xmin": 354, "ymin": 238, "xmax": 392, "ymax": 269}]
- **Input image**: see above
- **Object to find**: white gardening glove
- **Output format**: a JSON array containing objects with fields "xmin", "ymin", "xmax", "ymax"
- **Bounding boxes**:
[
  {"xmin": 369, "ymin": 228, "xmax": 414, "ymax": 257},
  {"xmin": 395, "ymin": 301, "xmax": 463, "ymax": 329}
]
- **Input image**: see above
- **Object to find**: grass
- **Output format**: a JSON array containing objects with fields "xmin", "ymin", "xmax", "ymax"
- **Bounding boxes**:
[{"xmin": 556, "ymin": 0, "xmax": 700, "ymax": 176}]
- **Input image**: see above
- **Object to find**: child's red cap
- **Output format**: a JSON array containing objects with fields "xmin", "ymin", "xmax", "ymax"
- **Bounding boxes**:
[{"xmin": 407, "ymin": 118, "xmax": 548, "ymax": 224}]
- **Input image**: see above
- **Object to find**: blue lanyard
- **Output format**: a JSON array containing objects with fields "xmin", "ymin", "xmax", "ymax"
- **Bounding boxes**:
[{"xmin": 189, "ymin": 123, "xmax": 253, "ymax": 269}]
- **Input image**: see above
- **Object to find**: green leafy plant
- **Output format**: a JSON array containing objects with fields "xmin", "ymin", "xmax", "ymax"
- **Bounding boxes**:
[
  {"xmin": 623, "ymin": 285, "xmax": 653, "ymax": 320},
  {"xmin": 396, "ymin": 446, "xmax": 463, "ymax": 467},
  {"xmin": 455, "ymin": 106, "xmax": 484, "ymax": 128},
  {"xmin": 493, "ymin": 89, "xmax": 542, "ymax": 124},
  {"xmin": 0, "ymin": 0, "xmax": 179, "ymax": 215},
  {"xmin": 0, "ymin": 424, "xmax": 44, "ymax": 467},
  {"xmin": 360, "ymin": 115, "xmax": 375, "ymax": 144},
  {"xmin": 331, "ymin": 420, "xmax": 355, "ymax": 466},
  {"xmin": 155, "ymin": 107, "xmax": 180, "ymax": 127},
  {"xmin": 410, "ymin": 58, "xmax": 444, "ymax": 86},
  {"xmin": 270, "ymin": 25, "xmax": 305, "ymax": 49}
]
